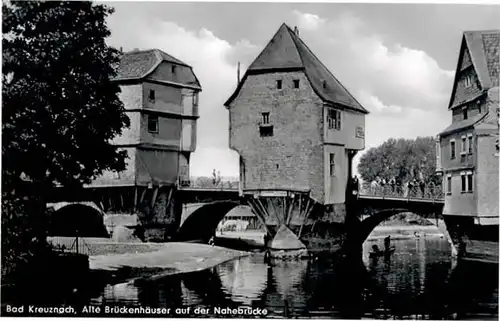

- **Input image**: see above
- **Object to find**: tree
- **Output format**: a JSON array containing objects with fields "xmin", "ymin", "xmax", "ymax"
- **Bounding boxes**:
[
  {"xmin": 2, "ymin": 1, "xmax": 129, "ymax": 276},
  {"xmin": 357, "ymin": 137, "xmax": 441, "ymax": 189}
]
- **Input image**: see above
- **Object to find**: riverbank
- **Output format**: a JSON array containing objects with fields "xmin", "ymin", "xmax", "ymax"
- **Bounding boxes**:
[
  {"xmin": 367, "ymin": 225, "xmax": 444, "ymax": 241},
  {"xmin": 89, "ymin": 242, "xmax": 249, "ymax": 284}
]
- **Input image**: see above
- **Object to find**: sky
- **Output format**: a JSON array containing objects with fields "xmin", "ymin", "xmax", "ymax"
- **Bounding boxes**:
[{"xmin": 103, "ymin": 1, "xmax": 500, "ymax": 179}]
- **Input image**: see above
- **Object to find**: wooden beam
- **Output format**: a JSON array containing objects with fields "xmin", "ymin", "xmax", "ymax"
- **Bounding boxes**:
[
  {"xmin": 164, "ymin": 187, "xmax": 174, "ymax": 212},
  {"xmin": 299, "ymin": 202, "xmax": 316, "ymax": 238},
  {"xmin": 283, "ymin": 197, "xmax": 289, "ymax": 226},
  {"xmin": 120, "ymin": 193, "xmax": 124, "ymax": 211},
  {"xmin": 151, "ymin": 187, "xmax": 159, "ymax": 209},
  {"xmin": 247, "ymin": 199, "xmax": 270, "ymax": 234},
  {"xmin": 302, "ymin": 197, "xmax": 311, "ymax": 219},
  {"xmin": 286, "ymin": 196, "xmax": 295, "ymax": 225},
  {"xmin": 268, "ymin": 198, "xmax": 281, "ymax": 225},
  {"xmin": 139, "ymin": 187, "xmax": 147, "ymax": 204},
  {"xmin": 108, "ymin": 196, "xmax": 113, "ymax": 212},
  {"xmin": 256, "ymin": 198, "xmax": 272, "ymax": 225},
  {"xmin": 133, "ymin": 187, "xmax": 138, "ymax": 211},
  {"xmin": 298, "ymin": 194, "xmax": 302, "ymax": 218}
]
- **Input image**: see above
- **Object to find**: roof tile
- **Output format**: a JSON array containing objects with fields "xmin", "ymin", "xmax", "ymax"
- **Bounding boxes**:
[{"xmin": 115, "ymin": 49, "xmax": 191, "ymax": 81}]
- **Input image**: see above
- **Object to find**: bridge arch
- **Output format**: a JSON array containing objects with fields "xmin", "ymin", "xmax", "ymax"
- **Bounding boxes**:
[
  {"xmin": 47, "ymin": 202, "xmax": 109, "ymax": 237},
  {"xmin": 176, "ymin": 201, "xmax": 241, "ymax": 243},
  {"xmin": 346, "ymin": 208, "xmax": 456, "ymax": 256}
]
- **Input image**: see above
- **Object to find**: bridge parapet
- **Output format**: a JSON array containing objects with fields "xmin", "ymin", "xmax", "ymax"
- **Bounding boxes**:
[{"xmin": 359, "ymin": 184, "xmax": 444, "ymax": 201}]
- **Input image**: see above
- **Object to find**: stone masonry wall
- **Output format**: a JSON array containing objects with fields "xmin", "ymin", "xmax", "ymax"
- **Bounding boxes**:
[{"xmin": 229, "ymin": 71, "xmax": 325, "ymax": 203}]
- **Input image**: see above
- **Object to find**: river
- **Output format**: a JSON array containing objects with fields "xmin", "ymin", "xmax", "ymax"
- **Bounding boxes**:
[{"xmin": 83, "ymin": 237, "xmax": 498, "ymax": 319}]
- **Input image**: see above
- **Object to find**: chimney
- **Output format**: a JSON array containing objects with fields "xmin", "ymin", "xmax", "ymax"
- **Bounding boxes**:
[
  {"xmin": 119, "ymin": 47, "xmax": 123, "ymax": 53},
  {"xmin": 294, "ymin": 26, "xmax": 299, "ymax": 37},
  {"xmin": 237, "ymin": 62, "xmax": 241, "ymax": 85}
]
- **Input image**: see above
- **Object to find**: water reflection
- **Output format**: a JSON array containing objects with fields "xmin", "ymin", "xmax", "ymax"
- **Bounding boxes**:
[{"xmin": 83, "ymin": 238, "xmax": 498, "ymax": 319}]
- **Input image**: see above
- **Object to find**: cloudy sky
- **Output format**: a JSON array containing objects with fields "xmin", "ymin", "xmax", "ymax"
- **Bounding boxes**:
[{"xmin": 103, "ymin": 1, "xmax": 500, "ymax": 178}]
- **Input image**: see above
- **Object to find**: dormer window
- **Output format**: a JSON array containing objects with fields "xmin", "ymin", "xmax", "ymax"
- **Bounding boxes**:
[
  {"xmin": 276, "ymin": 80, "xmax": 282, "ymax": 90},
  {"xmin": 464, "ymin": 75, "xmax": 472, "ymax": 88},
  {"xmin": 148, "ymin": 89, "xmax": 155, "ymax": 101},
  {"xmin": 293, "ymin": 79, "xmax": 300, "ymax": 89}
]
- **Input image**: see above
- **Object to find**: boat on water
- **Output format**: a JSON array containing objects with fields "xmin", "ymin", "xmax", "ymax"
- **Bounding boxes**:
[{"xmin": 369, "ymin": 244, "xmax": 396, "ymax": 259}]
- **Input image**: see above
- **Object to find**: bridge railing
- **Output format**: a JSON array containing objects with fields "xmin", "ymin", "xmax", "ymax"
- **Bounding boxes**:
[
  {"xmin": 48, "ymin": 236, "xmax": 93, "ymax": 256},
  {"xmin": 359, "ymin": 184, "xmax": 444, "ymax": 201},
  {"xmin": 182, "ymin": 182, "xmax": 445, "ymax": 200}
]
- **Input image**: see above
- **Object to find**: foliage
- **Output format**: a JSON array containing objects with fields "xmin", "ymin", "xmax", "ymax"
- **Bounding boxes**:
[
  {"xmin": 2, "ymin": 1, "xmax": 128, "ymax": 277},
  {"xmin": 357, "ymin": 137, "xmax": 441, "ymax": 188}
]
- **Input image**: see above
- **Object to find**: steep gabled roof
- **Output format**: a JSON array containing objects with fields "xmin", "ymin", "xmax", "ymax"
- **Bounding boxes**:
[
  {"xmin": 448, "ymin": 30, "xmax": 500, "ymax": 109},
  {"xmin": 225, "ymin": 23, "xmax": 368, "ymax": 114},
  {"xmin": 115, "ymin": 49, "xmax": 191, "ymax": 81}
]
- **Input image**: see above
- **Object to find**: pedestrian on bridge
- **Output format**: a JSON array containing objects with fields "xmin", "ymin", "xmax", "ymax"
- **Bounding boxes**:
[
  {"xmin": 389, "ymin": 177, "xmax": 396, "ymax": 194},
  {"xmin": 352, "ymin": 175, "xmax": 360, "ymax": 197},
  {"xmin": 419, "ymin": 179, "xmax": 426, "ymax": 198}
]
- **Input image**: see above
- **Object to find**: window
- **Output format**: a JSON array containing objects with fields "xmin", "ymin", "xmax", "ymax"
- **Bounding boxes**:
[
  {"xmin": 327, "ymin": 108, "xmax": 341, "ymax": 130},
  {"xmin": 329, "ymin": 153, "xmax": 335, "ymax": 177},
  {"xmin": 193, "ymin": 93, "xmax": 199, "ymax": 107},
  {"xmin": 450, "ymin": 140, "xmax": 456, "ymax": 159},
  {"xmin": 464, "ymin": 75, "xmax": 472, "ymax": 88},
  {"xmin": 148, "ymin": 115, "xmax": 159, "ymax": 133},
  {"xmin": 468, "ymin": 134, "xmax": 473, "ymax": 154},
  {"xmin": 262, "ymin": 112, "xmax": 270, "ymax": 125},
  {"xmin": 467, "ymin": 172, "xmax": 473, "ymax": 192},
  {"xmin": 293, "ymin": 79, "xmax": 300, "ymax": 89},
  {"xmin": 276, "ymin": 80, "xmax": 282, "ymax": 89},
  {"xmin": 259, "ymin": 125, "xmax": 273, "ymax": 137},
  {"xmin": 148, "ymin": 89, "xmax": 155, "ymax": 101},
  {"xmin": 461, "ymin": 136, "xmax": 467, "ymax": 154},
  {"xmin": 447, "ymin": 175, "xmax": 452, "ymax": 194},
  {"xmin": 463, "ymin": 108, "xmax": 468, "ymax": 120},
  {"xmin": 460, "ymin": 171, "xmax": 474, "ymax": 192},
  {"xmin": 171, "ymin": 65, "xmax": 177, "ymax": 74}
]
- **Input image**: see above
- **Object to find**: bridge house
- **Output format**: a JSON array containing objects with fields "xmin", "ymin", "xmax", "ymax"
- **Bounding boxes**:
[
  {"xmin": 90, "ymin": 49, "xmax": 202, "ymax": 241},
  {"xmin": 225, "ymin": 23, "xmax": 368, "ymax": 250},
  {"xmin": 437, "ymin": 30, "xmax": 499, "ymax": 260}
]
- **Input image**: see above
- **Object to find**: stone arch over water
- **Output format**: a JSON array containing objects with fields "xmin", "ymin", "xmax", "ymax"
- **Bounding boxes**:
[
  {"xmin": 47, "ymin": 202, "xmax": 109, "ymax": 237},
  {"xmin": 346, "ymin": 208, "xmax": 456, "ymax": 255},
  {"xmin": 176, "ymin": 201, "xmax": 241, "ymax": 242}
]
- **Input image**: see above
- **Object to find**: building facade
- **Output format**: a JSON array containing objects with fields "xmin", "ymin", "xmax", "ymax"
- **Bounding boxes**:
[
  {"xmin": 225, "ymin": 23, "xmax": 368, "ymax": 250},
  {"xmin": 92, "ymin": 49, "xmax": 201, "ymax": 188},
  {"xmin": 90, "ymin": 49, "xmax": 202, "ymax": 240},
  {"xmin": 437, "ymin": 30, "xmax": 499, "ymax": 261}
]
